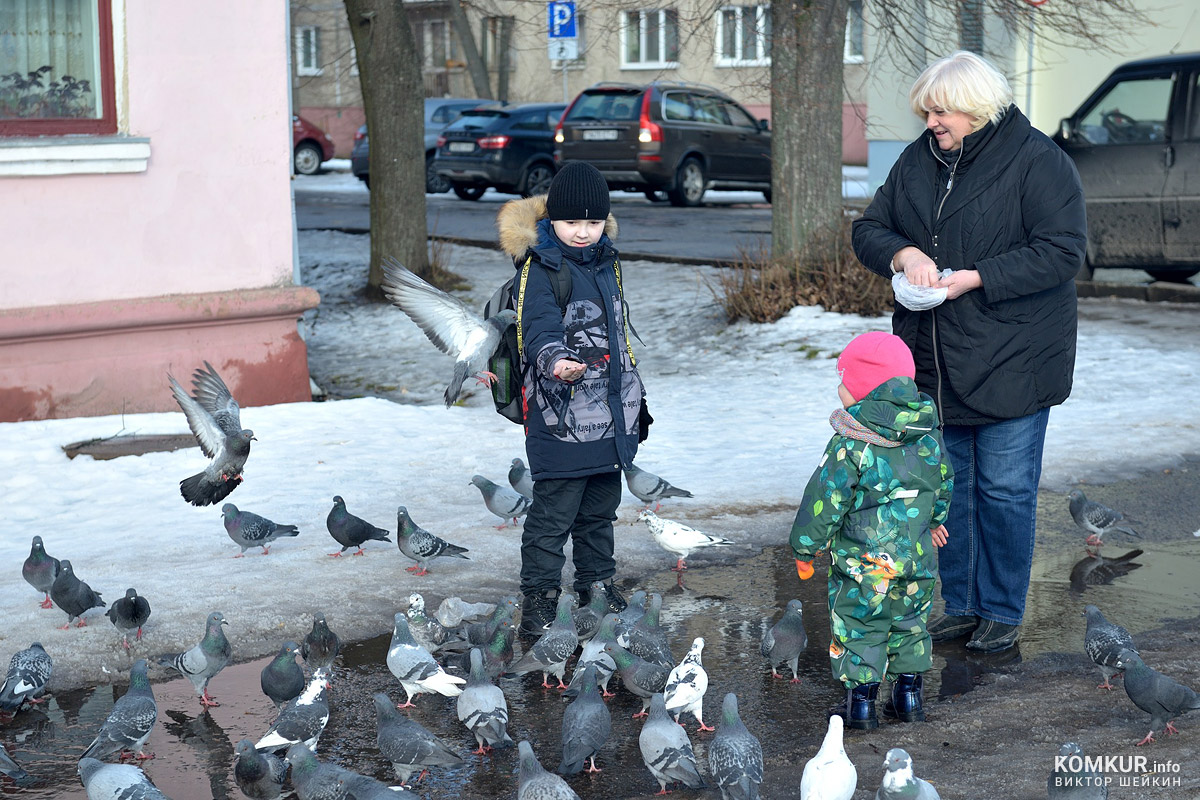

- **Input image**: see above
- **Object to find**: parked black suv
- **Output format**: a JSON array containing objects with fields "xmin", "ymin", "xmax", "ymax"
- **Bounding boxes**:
[
  {"xmin": 433, "ymin": 103, "xmax": 566, "ymax": 200},
  {"xmin": 554, "ymin": 81, "xmax": 771, "ymax": 206}
]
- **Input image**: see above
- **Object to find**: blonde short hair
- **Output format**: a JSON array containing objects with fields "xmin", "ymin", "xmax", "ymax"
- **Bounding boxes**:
[{"xmin": 909, "ymin": 51, "xmax": 1013, "ymax": 130}]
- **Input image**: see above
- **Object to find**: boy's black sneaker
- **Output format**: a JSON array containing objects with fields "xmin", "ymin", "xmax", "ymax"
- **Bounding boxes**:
[
  {"xmin": 965, "ymin": 620, "xmax": 1020, "ymax": 653},
  {"xmin": 929, "ymin": 614, "xmax": 978, "ymax": 642},
  {"xmin": 601, "ymin": 581, "xmax": 627, "ymax": 614},
  {"xmin": 520, "ymin": 589, "xmax": 559, "ymax": 636}
]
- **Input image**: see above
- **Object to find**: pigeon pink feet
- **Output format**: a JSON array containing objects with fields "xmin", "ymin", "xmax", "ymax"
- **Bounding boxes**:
[
  {"xmin": 697, "ymin": 722, "xmax": 715, "ymax": 732},
  {"xmin": 40, "ymin": 595, "xmax": 54, "ymax": 609},
  {"xmin": 1135, "ymin": 731, "xmax": 1155, "ymax": 746},
  {"xmin": 199, "ymin": 690, "xmax": 220, "ymax": 708}
]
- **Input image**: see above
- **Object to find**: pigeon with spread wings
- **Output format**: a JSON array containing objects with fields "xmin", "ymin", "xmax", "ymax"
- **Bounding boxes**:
[{"xmin": 169, "ymin": 361, "xmax": 255, "ymax": 506}]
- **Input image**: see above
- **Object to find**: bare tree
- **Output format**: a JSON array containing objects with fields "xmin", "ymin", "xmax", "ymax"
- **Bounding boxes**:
[{"xmin": 447, "ymin": 0, "xmax": 493, "ymax": 98}]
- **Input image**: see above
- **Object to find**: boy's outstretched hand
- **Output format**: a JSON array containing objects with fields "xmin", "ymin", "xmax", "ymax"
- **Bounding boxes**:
[
  {"xmin": 553, "ymin": 359, "xmax": 585, "ymax": 382},
  {"xmin": 932, "ymin": 524, "xmax": 949, "ymax": 548},
  {"xmin": 795, "ymin": 559, "xmax": 814, "ymax": 580}
]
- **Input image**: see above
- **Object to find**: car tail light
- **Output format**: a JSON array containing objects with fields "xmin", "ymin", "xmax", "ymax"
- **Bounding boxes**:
[
  {"xmin": 353, "ymin": 128, "xmax": 366, "ymax": 143},
  {"xmin": 478, "ymin": 135, "xmax": 511, "ymax": 149},
  {"xmin": 436, "ymin": 135, "xmax": 447, "ymax": 148},
  {"xmin": 553, "ymin": 93, "xmax": 583, "ymax": 154},
  {"xmin": 638, "ymin": 91, "xmax": 663, "ymax": 159}
]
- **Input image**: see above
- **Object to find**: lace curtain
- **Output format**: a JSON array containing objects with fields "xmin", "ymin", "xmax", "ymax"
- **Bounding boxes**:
[{"xmin": 0, "ymin": 0, "xmax": 101, "ymax": 120}]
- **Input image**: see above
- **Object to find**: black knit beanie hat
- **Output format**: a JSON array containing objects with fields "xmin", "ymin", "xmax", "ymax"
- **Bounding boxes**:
[{"xmin": 546, "ymin": 161, "xmax": 610, "ymax": 221}]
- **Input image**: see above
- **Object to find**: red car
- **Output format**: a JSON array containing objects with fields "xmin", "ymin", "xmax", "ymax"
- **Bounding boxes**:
[{"xmin": 292, "ymin": 115, "xmax": 336, "ymax": 175}]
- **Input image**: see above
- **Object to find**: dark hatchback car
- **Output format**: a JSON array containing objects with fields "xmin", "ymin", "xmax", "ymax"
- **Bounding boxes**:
[
  {"xmin": 1054, "ymin": 52, "xmax": 1200, "ymax": 282},
  {"xmin": 434, "ymin": 103, "xmax": 566, "ymax": 200},
  {"xmin": 554, "ymin": 81, "xmax": 771, "ymax": 206}
]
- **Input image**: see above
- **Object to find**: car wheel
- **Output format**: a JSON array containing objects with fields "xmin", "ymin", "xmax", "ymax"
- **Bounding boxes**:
[
  {"xmin": 643, "ymin": 189, "xmax": 668, "ymax": 203},
  {"xmin": 452, "ymin": 183, "xmax": 486, "ymax": 201},
  {"xmin": 667, "ymin": 158, "xmax": 705, "ymax": 207},
  {"xmin": 426, "ymin": 155, "xmax": 451, "ymax": 194},
  {"xmin": 521, "ymin": 163, "xmax": 555, "ymax": 197},
  {"xmin": 294, "ymin": 142, "xmax": 323, "ymax": 176},
  {"xmin": 1146, "ymin": 268, "xmax": 1199, "ymax": 283}
]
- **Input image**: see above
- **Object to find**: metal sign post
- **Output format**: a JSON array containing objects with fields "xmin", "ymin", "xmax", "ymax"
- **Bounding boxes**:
[{"xmin": 547, "ymin": 1, "xmax": 577, "ymax": 103}]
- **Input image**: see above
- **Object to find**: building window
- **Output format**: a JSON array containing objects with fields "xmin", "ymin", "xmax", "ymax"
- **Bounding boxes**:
[
  {"xmin": 621, "ymin": 9, "xmax": 679, "ymax": 69},
  {"xmin": 959, "ymin": 0, "xmax": 983, "ymax": 55},
  {"xmin": 844, "ymin": 0, "xmax": 864, "ymax": 63},
  {"xmin": 481, "ymin": 17, "xmax": 514, "ymax": 72},
  {"xmin": 0, "ymin": 0, "xmax": 115, "ymax": 136},
  {"xmin": 296, "ymin": 25, "xmax": 322, "ymax": 76},
  {"xmin": 715, "ymin": 5, "xmax": 770, "ymax": 67}
]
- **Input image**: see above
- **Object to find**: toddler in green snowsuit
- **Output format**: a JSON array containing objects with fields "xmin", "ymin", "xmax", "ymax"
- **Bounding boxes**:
[{"xmin": 790, "ymin": 331, "xmax": 953, "ymax": 730}]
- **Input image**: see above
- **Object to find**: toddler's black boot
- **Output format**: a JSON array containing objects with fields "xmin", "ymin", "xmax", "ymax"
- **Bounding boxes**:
[
  {"xmin": 828, "ymin": 682, "xmax": 879, "ymax": 730},
  {"xmin": 882, "ymin": 673, "xmax": 925, "ymax": 722}
]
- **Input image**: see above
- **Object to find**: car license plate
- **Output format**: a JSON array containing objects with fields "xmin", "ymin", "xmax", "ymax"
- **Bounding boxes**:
[
  {"xmin": 582, "ymin": 129, "xmax": 619, "ymax": 141},
  {"xmin": 448, "ymin": 142, "xmax": 475, "ymax": 153}
]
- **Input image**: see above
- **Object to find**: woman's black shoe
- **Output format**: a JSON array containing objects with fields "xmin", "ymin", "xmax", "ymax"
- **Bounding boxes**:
[
  {"xmin": 929, "ymin": 614, "xmax": 978, "ymax": 642},
  {"xmin": 828, "ymin": 682, "xmax": 879, "ymax": 730},
  {"xmin": 966, "ymin": 620, "xmax": 1020, "ymax": 653},
  {"xmin": 881, "ymin": 673, "xmax": 925, "ymax": 722}
]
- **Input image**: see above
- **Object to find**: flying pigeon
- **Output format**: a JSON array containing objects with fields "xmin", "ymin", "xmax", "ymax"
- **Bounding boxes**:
[
  {"xmin": 78, "ymin": 757, "xmax": 168, "ymax": 800},
  {"xmin": 664, "ymin": 637, "xmax": 712, "ymax": 731},
  {"xmin": 637, "ymin": 510, "xmax": 733, "ymax": 572},
  {"xmin": 405, "ymin": 593, "xmax": 449, "ymax": 653},
  {"xmin": 106, "ymin": 588, "xmax": 152, "ymax": 650},
  {"xmin": 639, "ymin": 692, "xmax": 706, "ymax": 794},
  {"xmin": 509, "ymin": 458, "xmax": 535, "ymax": 498},
  {"xmin": 558, "ymin": 664, "xmax": 611, "ymax": 775},
  {"xmin": 261, "ymin": 641, "xmax": 305, "ymax": 709},
  {"xmin": 374, "ymin": 692, "xmax": 463, "ymax": 785},
  {"xmin": 380, "ymin": 256, "xmax": 519, "ymax": 407},
  {"xmin": 457, "ymin": 648, "xmax": 513, "ymax": 753},
  {"xmin": 604, "ymin": 642, "xmax": 670, "ymax": 717},
  {"xmin": 386, "ymin": 613, "xmax": 465, "ymax": 707},
  {"xmin": 50, "ymin": 559, "xmax": 105, "ymax": 629},
  {"xmin": 1083, "ymin": 605, "xmax": 1137, "ymax": 691},
  {"xmin": 762, "ymin": 599, "xmax": 808, "ymax": 682},
  {"xmin": 157, "ymin": 611, "xmax": 231, "ymax": 707},
  {"xmin": 624, "ymin": 464, "xmax": 694, "ymax": 511},
  {"xmin": 618, "ymin": 592, "xmax": 674, "ymax": 669},
  {"xmin": 302, "ymin": 613, "xmax": 341, "ymax": 672},
  {"xmin": 565, "ymin": 613, "xmax": 620, "ymax": 698},
  {"xmin": 507, "ymin": 593, "xmax": 579, "ymax": 689},
  {"xmin": 326, "ymin": 496, "xmax": 391, "ymax": 556},
  {"xmin": 254, "ymin": 670, "xmax": 331, "ymax": 753},
  {"xmin": 22, "ymin": 535, "xmax": 59, "ymax": 609},
  {"xmin": 0, "ymin": 642, "xmax": 52, "ymax": 717},
  {"xmin": 470, "ymin": 475, "xmax": 532, "ymax": 528},
  {"xmin": 221, "ymin": 504, "xmax": 300, "ymax": 556},
  {"xmin": 1114, "ymin": 651, "xmax": 1200, "ymax": 745},
  {"xmin": 572, "ymin": 581, "xmax": 609, "ymax": 642},
  {"xmin": 168, "ymin": 361, "xmax": 255, "ymax": 506},
  {"xmin": 875, "ymin": 748, "xmax": 940, "ymax": 800},
  {"xmin": 396, "ymin": 506, "xmax": 469, "ymax": 575},
  {"xmin": 234, "ymin": 739, "xmax": 288, "ymax": 800},
  {"xmin": 1068, "ymin": 489, "xmax": 1141, "ymax": 547},
  {"xmin": 709, "ymin": 693, "xmax": 764, "ymax": 800},
  {"xmin": 1069, "ymin": 549, "xmax": 1143, "ymax": 592},
  {"xmin": 800, "ymin": 715, "xmax": 856, "ymax": 800},
  {"xmin": 286, "ymin": 743, "xmax": 417, "ymax": 800},
  {"xmin": 1047, "ymin": 742, "xmax": 1108, "ymax": 800},
  {"xmin": 81, "ymin": 659, "xmax": 157, "ymax": 761},
  {"xmin": 517, "ymin": 740, "xmax": 581, "ymax": 800},
  {"xmin": 0, "ymin": 746, "xmax": 33, "ymax": 787}
]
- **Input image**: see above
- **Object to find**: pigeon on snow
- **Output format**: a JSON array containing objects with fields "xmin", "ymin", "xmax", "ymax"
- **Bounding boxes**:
[
  {"xmin": 517, "ymin": 740, "xmax": 581, "ymax": 800},
  {"xmin": 640, "ymin": 692, "xmax": 705, "ymax": 793},
  {"xmin": 604, "ymin": 641, "xmax": 670, "ymax": 717},
  {"xmin": 1083, "ymin": 605, "xmax": 1137, "ymax": 691},
  {"xmin": 1068, "ymin": 489, "xmax": 1141, "ymax": 547},
  {"xmin": 51, "ymin": 559, "xmax": 105, "ymax": 628},
  {"xmin": 386, "ymin": 613, "xmax": 465, "ymax": 706},
  {"xmin": 875, "ymin": 748, "xmax": 940, "ymax": 800},
  {"xmin": 78, "ymin": 757, "xmax": 168, "ymax": 800},
  {"xmin": 617, "ymin": 592, "xmax": 674, "ymax": 669},
  {"xmin": 168, "ymin": 361, "xmax": 255, "ymax": 506},
  {"xmin": 302, "ymin": 613, "xmax": 341, "ymax": 672},
  {"xmin": 1047, "ymin": 742, "xmax": 1107, "ymax": 800},
  {"xmin": 157, "ymin": 611, "xmax": 231, "ymax": 707},
  {"xmin": 396, "ymin": 506, "xmax": 469, "ymax": 575},
  {"xmin": 81, "ymin": 659, "xmax": 157, "ymax": 761},
  {"xmin": 234, "ymin": 738, "xmax": 288, "ymax": 800},
  {"xmin": 260, "ymin": 641, "xmax": 305, "ymax": 709},
  {"xmin": 1114, "ymin": 650, "xmax": 1200, "ymax": 745},
  {"xmin": 326, "ymin": 496, "xmax": 391, "ymax": 556},
  {"xmin": 664, "ymin": 636, "xmax": 713, "ymax": 731},
  {"xmin": 0, "ymin": 642, "xmax": 52, "ymax": 717},
  {"xmin": 624, "ymin": 463, "xmax": 694, "ymax": 510},
  {"xmin": 0, "ymin": 747, "xmax": 33, "ymax": 787},
  {"xmin": 558, "ymin": 664, "xmax": 611, "ymax": 775},
  {"xmin": 800, "ymin": 714, "xmax": 856, "ymax": 800},
  {"xmin": 709, "ymin": 692, "xmax": 763, "ymax": 800},
  {"xmin": 405, "ymin": 593, "xmax": 449, "ymax": 653},
  {"xmin": 637, "ymin": 510, "xmax": 733, "ymax": 572},
  {"xmin": 374, "ymin": 691, "xmax": 463, "ymax": 785},
  {"xmin": 1069, "ymin": 549, "xmax": 1143, "ymax": 592},
  {"xmin": 509, "ymin": 457, "xmax": 535, "ymax": 498},
  {"xmin": 457, "ymin": 648, "xmax": 513, "ymax": 753},
  {"xmin": 470, "ymin": 475, "xmax": 532, "ymax": 528},
  {"xmin": 106, "ymin": 588, "xmax": 152, "ymax": 650},
  {"xmin": 22, "ymin": 535, "xmax": 60, "ymax": 609},
  {"xmin": 222, "ymin": 503, "xmax": 300, "ymax": 556},
  {"xmin": 254, "ymin": 670, "xmax": 331, "ymax": 753},
  {"xmin": 565, "ymin": 613, "xmax": 619, "ymax": 698},
  {"xmin": 762, "ymin": 599, "xmax": 808, "ymax": 682},
  {"xmin": 507, "ymin": 593, "xmax": 579, "ymax": 689}
]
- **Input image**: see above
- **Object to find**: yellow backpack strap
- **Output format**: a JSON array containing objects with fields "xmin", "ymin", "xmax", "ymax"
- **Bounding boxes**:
[
  {"xmin": 612, "ymin": 258, "xmax": 637, "ymax": 367},
  {"xmin": 516, "ymin": 255, "xmax": 533, "ymax": 356}
]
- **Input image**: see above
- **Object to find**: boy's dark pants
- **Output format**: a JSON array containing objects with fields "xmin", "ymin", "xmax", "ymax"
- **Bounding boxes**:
[{"xmin": 520, "ymin": 471, "xmax": 621, "ymax": 596}]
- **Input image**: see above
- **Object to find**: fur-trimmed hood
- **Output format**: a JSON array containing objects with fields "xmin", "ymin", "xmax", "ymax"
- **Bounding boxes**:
[{"xmin": 496, "ymin": 195, "xmax": 618, "ymax": 259}]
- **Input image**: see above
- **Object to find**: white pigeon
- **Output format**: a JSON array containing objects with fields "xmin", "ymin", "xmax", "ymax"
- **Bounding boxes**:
[
  {"xmin": 801, "ymin": 715, "xmax": 857, "ymax": 800},
  {"xmin": 664, "ymin": 637, "xmax": 712, "ymax": 731},
  {"xmin": 386, "ymin": 613, "xmax": 465, "ymax": 707},
  {"xmin": 637, "ymin": 510, "xmax": 734, "ymax": 571}
]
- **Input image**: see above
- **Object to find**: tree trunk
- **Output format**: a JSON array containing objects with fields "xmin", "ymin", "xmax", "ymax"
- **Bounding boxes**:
[
  {"xmin": 447, "ymin": 0, "xmax": 492, "ymax": 99},
  {"xmin": 770, "ymin": 0, "xmax": 849, "ymax": 260},
  {"xmin": 345, "ymin": 0, "xmax": 430, "ymax": 295},
  {"xmin": 496, "ymin": 16, "xmax": 513, "ymax": 103}
]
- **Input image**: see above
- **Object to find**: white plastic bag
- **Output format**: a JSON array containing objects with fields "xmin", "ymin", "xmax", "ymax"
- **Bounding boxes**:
[{"xmin": 891, "ymin": 269, "xmax": 954, "ymax": 311}]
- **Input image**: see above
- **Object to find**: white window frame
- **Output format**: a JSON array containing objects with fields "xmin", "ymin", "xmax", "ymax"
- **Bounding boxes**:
[
  {"xmin": 620, "ymin": 9, "xmax": 679, "ymax": 70},
  {"xmin": 844, "ymin": 0, "xmax": 864, "ymax": 64},
  {"xmin": 295, "ymin": 26, "xmax": 322, "ymax": 76},
  {"xmin": 714, "ymin": 5, "xmax": 770, "ymax": 68}
]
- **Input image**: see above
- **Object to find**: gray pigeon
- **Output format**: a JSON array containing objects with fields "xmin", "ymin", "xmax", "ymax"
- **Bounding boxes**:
[
  {"xmin": 875, "ymin": 748, "xmax": 940, "ymax": 800},
  {"xmin": 405, "ymin": 593, "xmax": 449, "ymax": 653},
  {"xmin": 761, "ymin": 599, "xmax": 808, "ymax": 682},
  {"xmin": 286, "ymin": 744, "xmax": 417, "ymax": 800},
  {"xmin": 1047, "ymin": 742, "xmax": 1108, "ymax": 799},
  {"xmin": 457, "ymin": 648, "xmax": 513, "ymax": 753},
  {"xmin": 664, "ymin": 636, "xmax": 712, "ymax": 730},
  {"xmin": 380, "ymin": 256, "xmax": 519, "ymax": 407},
  {"xmin": 1083, "ymin": 605, "xmax": 1137, "ymax": 691},
  {"xmin": 639, "ymin": 693, "xmax": 705, "ymax": 793},
  {"xmin": 509, "ymin": 458, "xmax": 535, "ymax": 498},
  {"xmin": 106, "ymin": 588, "xmax": 152, "ymax": 650},
  {"xmin": 22, "ymin": 535, "xmax": 59, "ymax": 608},
  {"xmin": 507, "ymin": 593, "xmax": 579, "ymax": 689},
  {"xmin": 614, "ymin": 590, "xmax": 648, "ymax": 640},
  {"xmin": 470, "ymin": 475, "xmax": 532, "ymax": 528},
  {"xmin": 1114, "ymin": 651, "xmax": 1200, "ymax": 745},
  {"xmin": 565, "ymin": 613, "xmax": 619, "ymax": 698},
  {"xmin": 572, "ymin": 581, "xmax": 609, "ymax": 642},
  {"xmin": 0, "ymin": 642, "xmax": 52, "ymax": 717},
  {"xmin": 260, "ymin": 641, "xmax": 305, "ymax": 709},
  {"xmin": 709, "ymin": 693, "xmax": 763, "ymax": 800},
  {"xmin": 255, "ymin": 670, "xmax": 331, "ymax": 753},
  {"xmin": 302, "ymin": 613, "xmax": 341, "ymax": 672},
  {"xmin": 157, "ymin": 611, "xmax": 231, "ymax": 707},
  {"xmin": 50, "ymin": 559, "xmax": 105, "ymax": 628},
  {"xmin": 374, "ymin": 691, "xmax": 463, "ymax": 784},
  {"xmin": 78, "ymin": 757, "xmax": 168, "ymax": 800},
  {"xmin": 386, "ymin": 613, "xmax": 464, "ymax": 706},
  {"xmin": 396, "ymin": 506, "xmax": 469, "ymax": 575},
  {"xmin": 234, "ymin": 738, "xmax": 288, "ymax": 800},
  {"xmin": 169, "ymin": 360, "xmax": 255, "ymax": 506},
  {"xmin": 221, "ymin": 503, "xmax": 300, "ymax": 556},
  {"xmin": 81, "ymin": 659, "xmax": 157, "ymax": 761},
  {"xmin": 479, "ymin": 618, "xmax": 518, "ymax": 680},
  {"xmin": 624, "ymin": 463, "xmax": 694, "ymax": 510},
  {"xmin": 517, "ymin": 740, "xmax": 581, "ymax": 800},
  {"xmin": 618, "ymin": 593, "xmax": 674, "ymax": 669},
  {"xmin": 558, "ymin": 664, "xmax": 611, "ymax": 775},
  {"xmin": 0, "ymin": 746, "xmax": 33, "ymax": 787},
  {"xmin": 1068, "ymin": 489, "xmax": 1141, "ymax": 546},
  {"xmin": 604, "ymin": 641, "xmax": 670, "ymax": 717},
  {"xmin": 326, "ymin": 496, "xmax": 391, "ymax": 556},
  {"xmin": 1069, "ymin": 549, "xmax": 1143, "ymax": 592}
]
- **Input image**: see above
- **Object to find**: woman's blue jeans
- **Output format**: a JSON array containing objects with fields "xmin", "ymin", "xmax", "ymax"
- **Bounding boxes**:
[{"xmin": 939, "ymin": 408, "xmax": 1050, "ymax": 626}]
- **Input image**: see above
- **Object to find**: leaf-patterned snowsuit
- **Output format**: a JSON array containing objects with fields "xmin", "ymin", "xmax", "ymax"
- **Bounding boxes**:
[{"xmin": 790, "ymin": 377, "xmax": 953, "ymax": 687}]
